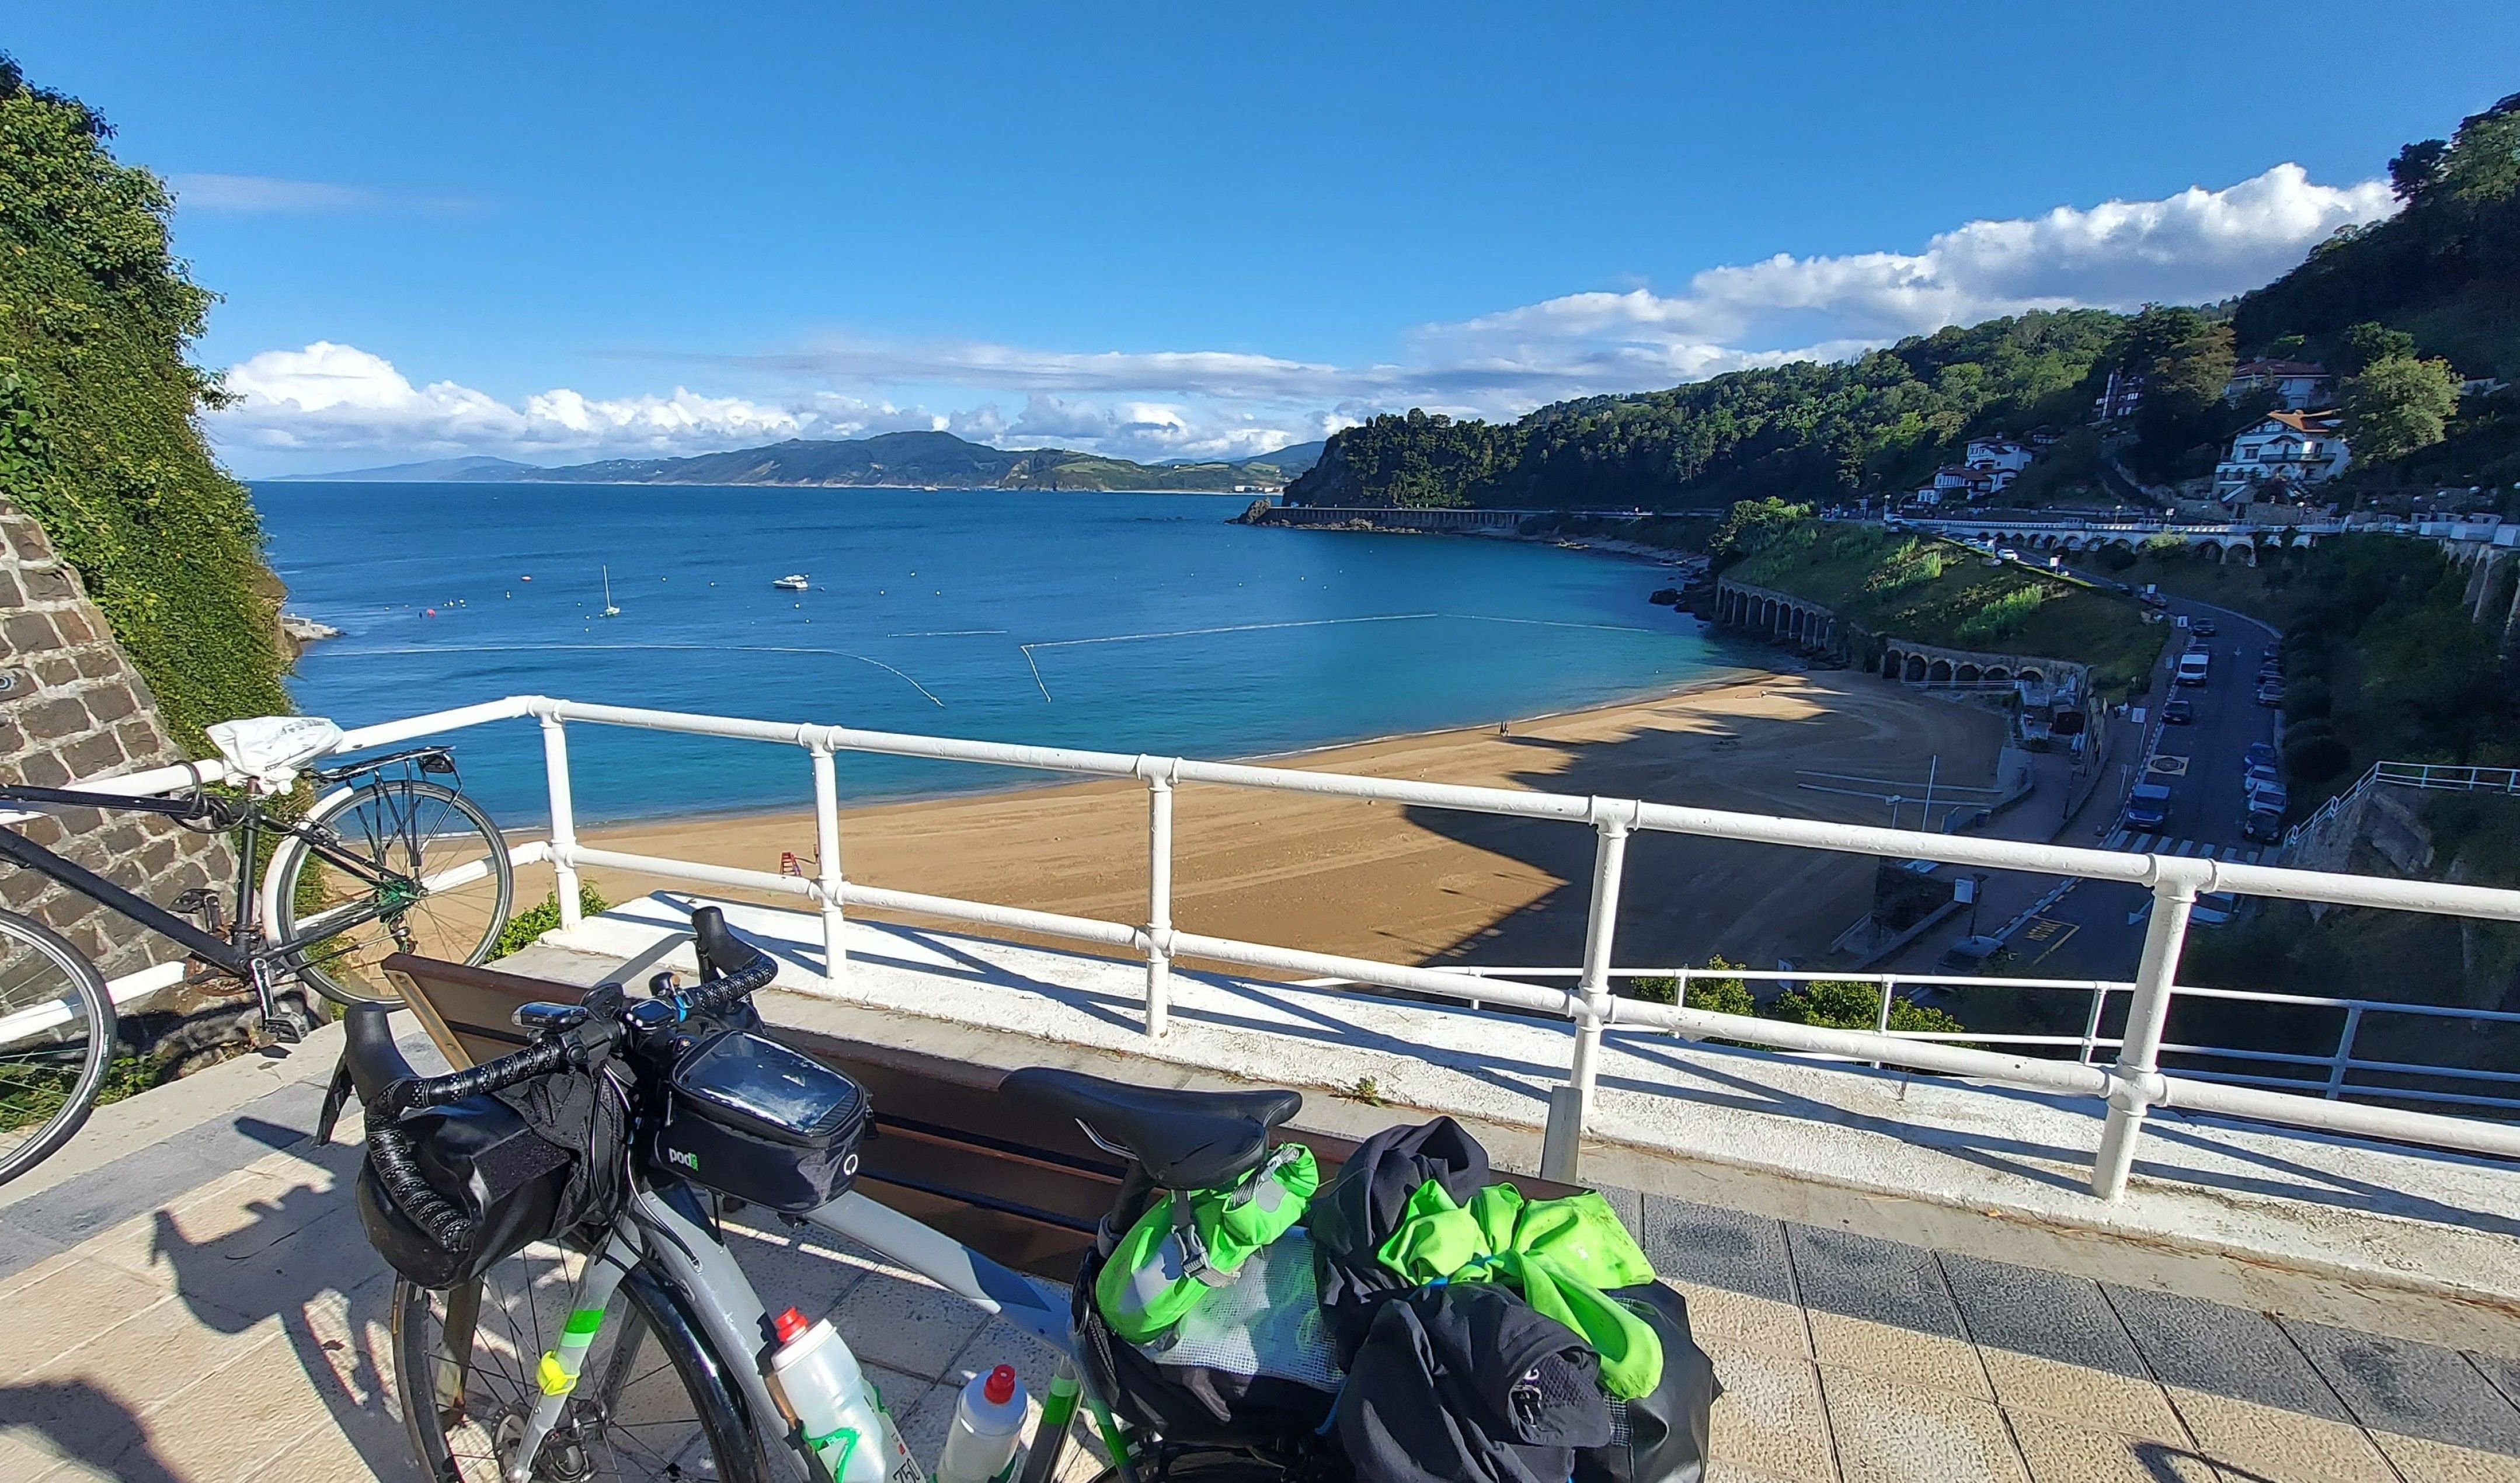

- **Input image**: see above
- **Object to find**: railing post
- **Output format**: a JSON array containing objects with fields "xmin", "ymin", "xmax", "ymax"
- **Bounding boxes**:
[
  {"xmin": 810, "ymin": 743, "xmax": 847, "ymax": 987},
  {"xmin": 1544, "ymin": 811, "xmax": 1631, "ymax": 1182},
  {"xmin": 1871, "ymin": 976, "xmax": 1895, "ymax": 1068},
  {"xmin": 539, "ymin": 713, "xmax": 583, "ymax": 930},
  {"xmin": 2325, "ymin": 1005, "xmax": 2364, "ymax": 1099},
  {"xmin": 1144, "ymin": 770, "xmax": 1175, "ymax": 1038},
  {"xmin": 2079, "ymin": 986, "xmax": 2108, "ymax": 1064},
  {"xmin": 2091, "ymin": 877, "xmax": 2195, "ymax": 1199}
]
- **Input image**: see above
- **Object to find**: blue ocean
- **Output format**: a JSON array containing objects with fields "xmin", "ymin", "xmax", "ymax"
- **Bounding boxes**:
[{"xmin": 256, "ymin": 484, "xmax": 1743, "ymax": 824}]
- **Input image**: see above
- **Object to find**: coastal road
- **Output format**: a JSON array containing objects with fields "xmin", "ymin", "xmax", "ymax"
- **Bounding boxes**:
[{"xmin": 2018, "ymin": 585, "xmax": 2282, "ymax": 983}]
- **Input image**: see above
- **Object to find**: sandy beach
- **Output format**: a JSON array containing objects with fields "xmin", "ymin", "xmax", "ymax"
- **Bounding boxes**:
[{"xmin": 557, "ymin": 670, "xmax": 2005, "ymax": 975}]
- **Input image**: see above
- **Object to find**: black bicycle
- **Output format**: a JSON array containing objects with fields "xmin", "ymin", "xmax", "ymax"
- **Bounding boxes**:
[{"xmin": 0, "ymin": 744, "xmax": 514, "ymax": 1184}]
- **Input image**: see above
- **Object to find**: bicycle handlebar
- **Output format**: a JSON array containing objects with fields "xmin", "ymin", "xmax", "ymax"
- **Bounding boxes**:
[{"xmin": 361, "ymin": 907, "xmax": 777, "ymax": 1263}]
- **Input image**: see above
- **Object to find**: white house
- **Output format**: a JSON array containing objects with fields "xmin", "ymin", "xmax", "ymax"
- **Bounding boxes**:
[
  {"xmin": 2216, "ymin": 410, "xmax": 2350, "ymax": 503},
  {"xmin": 1929, "ymin": 464, "xmax": 2012, "ymax": 502},
  {"xmin": 2223, "ymin": 360, "xmax": 2332, "ymax": 410},
  {"xmin": 1964, "ymin": 436, "xmax": 2032, "ymax": 474}
]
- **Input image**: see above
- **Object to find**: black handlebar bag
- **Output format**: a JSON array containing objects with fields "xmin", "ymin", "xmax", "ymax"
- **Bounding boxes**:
[{"xmin": 357, "ymin": 1066, "xmax": 629, "ymax": 1290}]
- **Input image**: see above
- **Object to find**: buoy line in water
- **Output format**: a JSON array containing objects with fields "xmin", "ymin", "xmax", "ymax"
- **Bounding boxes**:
[{"xmin": 354, "ymin": 643, "xmax": 947, "ymax": 707}]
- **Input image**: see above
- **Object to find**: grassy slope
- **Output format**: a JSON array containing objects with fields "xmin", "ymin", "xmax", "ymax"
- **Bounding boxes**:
[{"xmin": 1731, "ymin": 524, "xmax": 2166, "ymax": 693}]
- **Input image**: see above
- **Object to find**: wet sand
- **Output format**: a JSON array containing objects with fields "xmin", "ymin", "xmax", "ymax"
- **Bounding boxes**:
[{"xmin": 563, "ymin": 671, "xmax": 2005, "ymax": 973}]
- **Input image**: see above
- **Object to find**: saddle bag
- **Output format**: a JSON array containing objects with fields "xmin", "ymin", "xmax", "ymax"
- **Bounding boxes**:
[{"xmin": 649, "ymin": 1029, "xmax": 871, "ymax": 1213}]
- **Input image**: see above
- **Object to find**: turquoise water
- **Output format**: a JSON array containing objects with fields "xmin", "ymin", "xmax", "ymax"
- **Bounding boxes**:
[{"xmin": 257, "ymin": 483, "xmax": 1741, "ymax": 824}]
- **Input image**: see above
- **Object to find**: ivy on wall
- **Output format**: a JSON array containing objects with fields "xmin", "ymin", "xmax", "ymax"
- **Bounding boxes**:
[{"xmin": 0, "ymin": 56, "xmax": 288, "ymax": 749}]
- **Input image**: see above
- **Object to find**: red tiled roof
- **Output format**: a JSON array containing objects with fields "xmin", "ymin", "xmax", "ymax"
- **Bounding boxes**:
[{"xmin": 2263, "ymin": 410, "xmax": 2341, "ymax": 434}]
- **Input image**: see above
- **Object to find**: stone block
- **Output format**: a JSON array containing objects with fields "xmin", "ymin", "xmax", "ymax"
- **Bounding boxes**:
[
  {"xmin": 18, "ymin": 697, "xmax": 86, "ymax": 742},
  {"xmin": 75, "ymin": 647, "xmax": 123, "ymax": 681},
  {"xmin": 31, "ymin": 653, "xmax": 80, "ymax": 687},
  {"xmin": 82, "ymin": 683, "xmax": 137, "ymax": 724},
  {"xmin": 163, "ymin": 859, "xmax": 210, "ymax": 897},
  {"xmin": 18, "ymin": 750, "xmax": 69, "ymax": 788},
  {"xmin": 1, "ymin": 610, "xmax": 60, "ymax": 654},
  {"xmin": 51, "ymin": 608, "xmax": 94, "ymax": 645},
  {"xmin": 115, "ymin": 719, "xmax": 165, "ymax": 761},
  {"xmin": 95, "ymin": 821, "xmax": 146, "ymax": 859},
  {"xmin": 18, "ymin": 566, "xmax": 75, "ymax": 603},
  {"xmin": 134, "ymin": 837, "xmax": 178, "ymax": 877},
  {"xmin": 0, "ymin": 869, "xmax": 47, "ymax": 910},
  {"xmin": 0, "ymin": 715, "xmax": 23, "ymax": 753},
  {"xmin": 61, "ymin": 730, "xmax": 125, "ymax": 778}
]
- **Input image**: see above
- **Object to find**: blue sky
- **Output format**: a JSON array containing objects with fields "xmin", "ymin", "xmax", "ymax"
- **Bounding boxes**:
[{"xmin": 14, "ymin": 3, "xmax": 2520, "ymax": 474}]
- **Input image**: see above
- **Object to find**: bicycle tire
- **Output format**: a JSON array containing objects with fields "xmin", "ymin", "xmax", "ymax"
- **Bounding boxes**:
[
  {"xmin": 392, "ymin": 1247, "xmax": 770, "ymax": 1482},
  {"xmin": 0, "ymin": 908, "xmax": 116, "ymax": 1188},
  {"xmin": 270, "ymin": 778, "xmax": 514, "ymax": 1007}
]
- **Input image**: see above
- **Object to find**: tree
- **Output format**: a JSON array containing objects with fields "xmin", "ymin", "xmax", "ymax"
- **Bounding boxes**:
[
  {"xmin": 2389, "ymin": 138, "xmax": 2449, "ymax": 204},
  {"xmin": 1708, "ymin": 498, "xmax": 1812, "ymax": 571},
  {"xmin": 2334, "ymin": 321, "xmax": 2417, "ymax": 375},
  {"xmin": 2122, "ymin": 307, "xmax": 2238, "ymax": 482},
  {"xmin": 1629, "ymin": 955, "xmax": 1755, "ymax": 1014},
  {"xmin": 2338, "ymin": 355, "xmax": 2462, "ymax": 464},
  {"xmin": 1766, "ymin": 980, "xmax": 1966, "ymax": 1034}
]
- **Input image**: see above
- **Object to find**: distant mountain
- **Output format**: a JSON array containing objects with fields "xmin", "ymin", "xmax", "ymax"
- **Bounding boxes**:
[
  {"xmin": 280, "ymin": 454, "xmax": 545, "ymax": 482},
  {"xmin": 287, "ymin": 431, "xmax": 1310, "ymax": 491}
]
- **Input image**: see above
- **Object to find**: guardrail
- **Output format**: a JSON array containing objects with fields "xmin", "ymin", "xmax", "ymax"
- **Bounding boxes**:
[
  {"xmin": 2285, "ymin": 760, "xmax": 2520, "ymax": 851},
  {"xmin": 55, "ymin": 693, "xmax": 2520, "ymax": 1196}
]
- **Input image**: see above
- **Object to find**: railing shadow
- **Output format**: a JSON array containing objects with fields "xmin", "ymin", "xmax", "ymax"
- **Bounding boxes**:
[{"xmin": 135, "ymin": 1119, "xmax": 419, "ymax": 1480}]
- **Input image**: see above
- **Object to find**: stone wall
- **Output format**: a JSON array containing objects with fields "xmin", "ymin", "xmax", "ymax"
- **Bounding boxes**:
[{"xmin": 1, "ymin": 496, "xmax": 235, "ymax": 983}]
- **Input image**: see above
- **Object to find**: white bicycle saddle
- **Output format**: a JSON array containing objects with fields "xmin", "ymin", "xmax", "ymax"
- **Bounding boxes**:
[{"xmin": 206, "ymin": 715, "xmax": 345, "ymax": 785}]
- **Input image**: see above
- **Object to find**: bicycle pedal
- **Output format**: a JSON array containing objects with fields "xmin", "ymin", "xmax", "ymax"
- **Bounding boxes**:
[{"xmin": 261, "ymin": 1015, "xmax": 306, "ymax": 1046}]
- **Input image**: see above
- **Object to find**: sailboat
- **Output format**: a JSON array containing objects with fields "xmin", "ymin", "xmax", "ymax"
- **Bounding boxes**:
[{"xmin": 600, "ymin": 566, "xmax": 621, "ymax": 618}]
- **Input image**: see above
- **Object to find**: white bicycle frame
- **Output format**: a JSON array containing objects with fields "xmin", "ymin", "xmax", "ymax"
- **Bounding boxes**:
[{"xmin": 490, "ymin": 1181, "xmax": 1084, "ymax": 1483}]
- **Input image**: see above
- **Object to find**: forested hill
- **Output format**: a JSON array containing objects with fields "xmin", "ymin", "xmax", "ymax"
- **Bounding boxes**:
[
  {"xmin": 302, "ymin": 431, "xmax": 1321, "ymax": 491},
  {"xmin": 1288, "ymin": 311, "xmax": 2125, "ymax": 510}
]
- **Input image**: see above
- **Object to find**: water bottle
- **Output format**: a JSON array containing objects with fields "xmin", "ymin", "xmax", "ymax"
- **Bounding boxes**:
[
  {"xmin": 768, "ymin": 1306, "xmax": 922, "ymax": 1483},
  {"xmin": 936, "ymin": 1363, "xmax": 1028, "ymax": 1483}
]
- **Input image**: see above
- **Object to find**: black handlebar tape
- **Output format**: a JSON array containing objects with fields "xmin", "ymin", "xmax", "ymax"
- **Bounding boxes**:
[
  {"xmin": 681, "ymin": 949, "xmax": 777, "ymax": 1018},
  {"xmin": 373, "ymin": 1033, "xmax": 574, "ymax": 1119},
  {"xmin": 366, "ymin": 1119, "xmax": 476, "ymax": 1255}
]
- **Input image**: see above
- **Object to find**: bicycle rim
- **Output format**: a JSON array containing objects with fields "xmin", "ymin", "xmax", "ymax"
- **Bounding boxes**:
[
  {"xmin": 277, "ymin": 778, "xmax": 513, "ymax": 1005},
  {"xmin": 394, "ymin": 1244, "xmax": 757, "ymax": 1482},
  {"xmin": 0, "ymin": 910, "xmax": 115, "ymax": 1187}
]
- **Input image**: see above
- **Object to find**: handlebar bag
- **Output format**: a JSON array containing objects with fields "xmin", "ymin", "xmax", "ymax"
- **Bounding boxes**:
[
  {"xmin": 650, "ymin": 1029, "xmax": 870, "ymax": 1213},
  {"xmin": 357, "ymin": 1065, "xmax": 627, "ymax": 1289}
]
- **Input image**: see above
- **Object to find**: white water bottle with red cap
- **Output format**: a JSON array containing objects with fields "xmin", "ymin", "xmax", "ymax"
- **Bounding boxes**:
[
  {"xmin": 936, "ymin": 1364, "xmax": 1028, "ymax": 1483},
  {"xmin": 767, "ymin": 1306, "xmax": 922, "ymax": 1483}
]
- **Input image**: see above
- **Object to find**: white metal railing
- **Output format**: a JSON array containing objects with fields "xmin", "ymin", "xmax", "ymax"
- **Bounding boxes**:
[
  {"xmin": 57, "ymin": 694, "xmax": 2520, "ymax": 1197},
  {"xmin": 2285, "ymin": 760, "xmax": 2520, "ymax": 850},
  {"xmin": 1390, "ymin": 967, "xmax": 2520, "ymax": 1113}
]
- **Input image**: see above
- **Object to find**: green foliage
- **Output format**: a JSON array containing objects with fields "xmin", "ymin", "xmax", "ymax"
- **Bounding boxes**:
[
  {"xmin": 2237, "ymin": 92, "xmax": 2520, "ymax": 382},
  {"xmin": 2338, "ymin": 354, "xmax": 2463, "ymax": 463},
  {"xmin": 0, "ymin": 56, "xmax": 289, "ymax": 748},
  {"xmin": 2335, "ymin": 321, "xmax": 2418, "ymax": 375},
  {"xmin": 1628, "ymin": 954, "xmax": 1755, "ymax": 1014},
  {"xmin": 1766, "ymin": 979, "xmax": 1965, "ymax": 1034},
  {"xmin": 1954, "ymin": 585, "xmax": 2051, "ymax": 647},
  {"xmin": 1729, "ymin": 520, "xmax": 2164, "ymax": 692},
  {"xmin": 1287, "ymin": 311, "xmax": 2124, "ymax": 510},
  {"xmin": 2119, "ymin": 307, "xmax": 2242, "ymax": 482},
  {"xmin": 493, "ymin": 883, "xmax": 610, "ymax": 959},
  {"xmin": 1708, "ymin": 497, "xmax": 1812, "ymax": 570}
]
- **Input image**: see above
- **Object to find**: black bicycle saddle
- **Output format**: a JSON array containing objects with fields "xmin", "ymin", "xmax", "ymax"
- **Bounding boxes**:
[{"xmin": 1000, "ymin": 1067, "xmax": 1300, "ymax": 1188}]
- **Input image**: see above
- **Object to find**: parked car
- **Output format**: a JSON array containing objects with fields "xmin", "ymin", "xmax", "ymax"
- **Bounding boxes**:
[
  {"xmin": 2191, "ymin": 619, "xmax": 2218, "ymax": 637},
  {"xmin": 2248, "ymin": 782, "xmax": 2289, "ymax": 816},
  {"xmin": 2244, "ymin": 808, "xmax": 2285, "ymax": 844},
  {"xmin": 2189, "ymin": 891, "xmax": 2241, "ymax": 927},
  {"xmin": 2244, "ymin": 742, "xmax": 2278, "ymax": 771},
  {"xmin": 1938, "ymin": 935, "xmax": 2003, "ymax": 973},
  {"xmin": 2126, "ymin": 782, "xmax": 2173, "ymax": 831},
  {"xmin": 2177, "ymin": 651, "xmax": 2211, "ymax": 687},
  {"xmin": 2244, "ymin": 761, "xmax": 2281, "ymax": 794},
  {"xmin": 2163, "ymin": 698, "xmax": 2194, "ymax": 725},
  {"xmin": 2256, "ymin": 682, "xmax": 2284, "ymax": 707}
]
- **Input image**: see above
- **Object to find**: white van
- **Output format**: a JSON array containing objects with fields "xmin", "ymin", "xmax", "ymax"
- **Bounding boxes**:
[{"xmin": 2176, "ymin": 650, "xmax": 2211, "ymax": 687}]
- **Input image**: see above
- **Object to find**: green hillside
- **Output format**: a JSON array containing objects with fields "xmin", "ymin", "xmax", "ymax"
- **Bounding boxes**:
[
  {"xmin": 1725, "ymin": 517, "xmax": 2165, "ymax": 694},
  {"xmin": 482, "ymin": 430, "xmax": 1306, "ymax": 491},
  {"xmin": 0, "ymin": 57, "xmax": 288, "ymax": 746},
  {"xmin": 1288, "ymin": 311, "xmax": 2125, "ymax": 510}
]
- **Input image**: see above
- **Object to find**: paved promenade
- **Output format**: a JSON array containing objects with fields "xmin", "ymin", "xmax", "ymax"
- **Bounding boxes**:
[{"xmin": 0, "ymin": 951, "xmax": 2515, "ymax": 1480}]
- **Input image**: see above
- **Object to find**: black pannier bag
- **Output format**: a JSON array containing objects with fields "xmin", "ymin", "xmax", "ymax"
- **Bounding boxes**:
[
  {"xmin": 357, "ymin": 1064, "xmax": 628, "ymax": 1290},
  {"xmin": 1334, "ymin": 1282, "xmax": 1614, "ymax": 1483},
  {"xmin": 1576, "ymin": 1284, "xmax": 1718, "ymax": 1483},
  {"xmin": 650, "ymin": 1029, "xmax": 871, "ymax": 1212}
]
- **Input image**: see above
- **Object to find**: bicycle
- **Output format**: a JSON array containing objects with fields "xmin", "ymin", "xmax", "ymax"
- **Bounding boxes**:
[
  {"xmin": 0, "ymin": 734, "xmax": 513, "ymax": 1185},
  {"xmin": 339, "ymin": 907, "xmax": 1307, "ymax": 1483}
]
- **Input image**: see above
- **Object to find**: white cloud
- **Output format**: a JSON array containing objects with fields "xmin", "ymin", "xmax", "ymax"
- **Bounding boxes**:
[
  {"xmin": 211, "ymin": 162, "xmax": 2394, "ymax": 472},
  {"xmin": 168, "ymin": 173, "xmax": 478, "ymax": 215}
]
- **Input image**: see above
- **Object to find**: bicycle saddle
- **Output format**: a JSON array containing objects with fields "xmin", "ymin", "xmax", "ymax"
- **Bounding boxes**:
[{"xmin": 1000, "ymin": 1067, "xmax": 1300, "ymax": 1189}]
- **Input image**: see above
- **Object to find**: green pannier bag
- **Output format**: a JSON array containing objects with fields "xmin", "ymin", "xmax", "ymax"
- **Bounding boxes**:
[{"xmin": 1095, "ymin": 1144, "xmax": 1318, "ymax": 1343}]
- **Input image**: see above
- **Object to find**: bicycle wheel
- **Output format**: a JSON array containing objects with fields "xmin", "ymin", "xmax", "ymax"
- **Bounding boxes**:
[
  {"xmin": 394, "ymin": 1242, "xmax": 767, "ymax": 1482},
  {"xmin": 272, "ymin": 778, "xmax": 514, "ymax": 1005},
  {"xmin": 0, "ymin": 908, "xmax": 116, "ymax": 1187}
]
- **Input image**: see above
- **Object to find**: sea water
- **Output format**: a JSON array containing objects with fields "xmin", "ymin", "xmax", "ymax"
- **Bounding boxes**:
[{"xmin": 257, "ymin": 483, "xmax": 1743, "ymax": 824}]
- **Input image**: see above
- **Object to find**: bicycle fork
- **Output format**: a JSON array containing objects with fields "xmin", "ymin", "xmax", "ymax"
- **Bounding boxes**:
[{"xmin": 493, "ymin": 1228, "xmax": 639, "ymax": 1483}]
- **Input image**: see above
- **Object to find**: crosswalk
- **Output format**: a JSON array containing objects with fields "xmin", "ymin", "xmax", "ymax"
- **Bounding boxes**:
[{"xmin": 2101, "ymin": 831, "xmax": 2264, "ymax": 863}]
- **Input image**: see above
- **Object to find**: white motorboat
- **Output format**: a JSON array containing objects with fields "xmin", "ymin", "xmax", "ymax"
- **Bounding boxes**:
[{"xmin": 772, "ymin": 574, "xmax": 810, "ymax": 591}]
